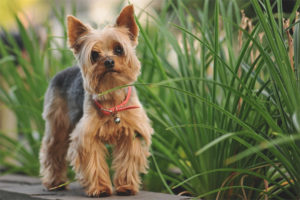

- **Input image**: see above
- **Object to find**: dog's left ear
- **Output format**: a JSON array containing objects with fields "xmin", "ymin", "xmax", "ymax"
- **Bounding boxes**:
[{"xmin": 115, "ymin": 5, "xmax": 139, "ymax": 44}]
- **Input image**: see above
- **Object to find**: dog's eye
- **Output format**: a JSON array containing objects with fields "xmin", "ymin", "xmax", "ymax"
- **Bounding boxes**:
[
  {"xmin": 91, "ymin": 51, "xmax": 100, "ymax": 63},
  {"xmin": 114, "ymin": 45, "xmax": 124, "ymax": 56}
]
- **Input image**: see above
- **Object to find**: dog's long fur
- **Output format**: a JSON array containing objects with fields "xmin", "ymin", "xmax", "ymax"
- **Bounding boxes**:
[{"xmin": 39, "ymin": 5, "xmax": 153, "ymax": 197}]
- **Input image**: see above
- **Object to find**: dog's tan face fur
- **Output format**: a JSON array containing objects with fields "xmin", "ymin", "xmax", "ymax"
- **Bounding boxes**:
[
  {"xmin": 39, "ymin": 5, "xmax": 153, "ymax": 197},
  {"xmin": 67, "ymin": 6, "xmax": 140, "ymax": 94}
]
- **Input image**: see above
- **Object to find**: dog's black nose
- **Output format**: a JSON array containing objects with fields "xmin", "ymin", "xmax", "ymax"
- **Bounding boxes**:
[{"xmin": 104, "ymin": 59, "xmax": 114, "ymax": 69}]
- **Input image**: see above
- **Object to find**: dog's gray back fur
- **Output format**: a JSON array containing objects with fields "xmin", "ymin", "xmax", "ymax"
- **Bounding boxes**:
[{"xmin": 46, "ymin": 66, "xmax": 84, "ymax": 127}]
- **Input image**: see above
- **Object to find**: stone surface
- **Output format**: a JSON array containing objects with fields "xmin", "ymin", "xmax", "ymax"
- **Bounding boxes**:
[{"xmin": 0, "ymin": 175, "xmax": 190, "ymax": 200}]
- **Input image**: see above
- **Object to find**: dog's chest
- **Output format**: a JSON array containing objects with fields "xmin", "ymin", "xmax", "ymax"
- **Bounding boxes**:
[{"xmin": 96, "ymin": 114, "xmax": 134, "ymax": 144}]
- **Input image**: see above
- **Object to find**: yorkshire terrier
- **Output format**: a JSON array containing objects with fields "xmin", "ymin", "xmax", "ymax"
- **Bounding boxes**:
[{"xmin": 39, "ymin": 5, "xmax": 153, "ymax": 197}]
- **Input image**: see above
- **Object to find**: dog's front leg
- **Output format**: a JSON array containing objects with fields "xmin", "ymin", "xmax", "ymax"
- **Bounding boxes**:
[
  {"xmin": 67, "ymin": 117, "xmax": 112, "ymax": 197},
  {"xmin": 112, "ymin": 131, "xmax": 151, "ymax": 195}
]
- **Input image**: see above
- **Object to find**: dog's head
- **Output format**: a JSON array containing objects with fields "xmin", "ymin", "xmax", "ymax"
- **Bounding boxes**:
[{"xmin": 67, "ymin": 5, "xmax": 140, "ymax": 94}]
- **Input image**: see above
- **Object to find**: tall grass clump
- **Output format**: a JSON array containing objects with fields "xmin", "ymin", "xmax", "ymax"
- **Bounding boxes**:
[
  {"xmin": 137, "ymin": 0, "xmax": 300, "ymax": 199},
  {"xmin": 0, "ymin": 0, "xmax": 300, "ymax": 199}
]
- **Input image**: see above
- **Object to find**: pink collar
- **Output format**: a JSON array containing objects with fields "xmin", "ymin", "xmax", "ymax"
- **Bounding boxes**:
[{"xmin": 94, "ymin": 86, "xmax": 139, "ymax": 115}]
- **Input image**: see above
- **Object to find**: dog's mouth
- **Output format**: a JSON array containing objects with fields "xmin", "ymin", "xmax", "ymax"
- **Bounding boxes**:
[
  {"xmin": 103, "ymin": 69, "xmax": 119, "ymax": 76},
  {"xmin": 106, "ymin": 69, "xmax": 118, "ymax": 73},
  {"xmin": 98, "ymin": 69, "xmax": 120, "ymax": 79}
]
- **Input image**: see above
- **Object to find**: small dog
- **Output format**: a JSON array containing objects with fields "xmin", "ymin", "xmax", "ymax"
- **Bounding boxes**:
[{"xmin": 39, "ymin": 5, "xmax": 153, "ymax": 197}]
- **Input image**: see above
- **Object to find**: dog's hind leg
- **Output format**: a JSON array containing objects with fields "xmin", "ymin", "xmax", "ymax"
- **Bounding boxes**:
[{"xmin": 39, "ymin": 90, "xmax": 71, "ymax": 190}]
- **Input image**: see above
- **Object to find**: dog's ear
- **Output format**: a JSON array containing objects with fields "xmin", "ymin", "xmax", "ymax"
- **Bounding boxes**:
[
  {"xmin": 67, "ymin": 15, "xmax": 90, "ymax": 50},
  {"xmin": 115, "ymin": 5, "xmax": 139, "ymax": 43}
]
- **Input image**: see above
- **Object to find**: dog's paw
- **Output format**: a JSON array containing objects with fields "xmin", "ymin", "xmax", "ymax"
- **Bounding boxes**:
[
  {"xmin": 86, "ymin": 186, "xmax": 112, "ymax": 197},
  {"xmin": 116, "ymin": 185, "xmax": 138, "ymax": 196}
]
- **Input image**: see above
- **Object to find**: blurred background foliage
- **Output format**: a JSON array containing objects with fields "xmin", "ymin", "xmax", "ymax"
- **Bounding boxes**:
[{"xmin": 1, "ymin": 0, "xmax": 300, "ymax": 199}]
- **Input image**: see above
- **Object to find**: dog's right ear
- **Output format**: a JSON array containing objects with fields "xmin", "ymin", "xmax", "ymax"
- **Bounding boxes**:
[{"xmin": 67, "ymin": 15, "xmax": 90, "ymax": 50}]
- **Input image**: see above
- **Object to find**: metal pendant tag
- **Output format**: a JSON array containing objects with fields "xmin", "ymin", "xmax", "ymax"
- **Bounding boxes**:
[
  {"xmin": 113, "ymin": 113, "xmax": 121, "ymax": 124},
  {"xmin": 114, "ymin": 117, "xmax": 121, "ymax": 124}
]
